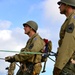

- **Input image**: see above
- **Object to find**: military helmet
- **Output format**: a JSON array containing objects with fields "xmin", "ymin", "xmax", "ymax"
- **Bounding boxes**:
[
  {"xmin": 23, "ymin": 20, "xmax": 38, "ymax": 32},
  {"xmin": 57, "ymin": 0, "xmax": 75, "ymax": 7}
]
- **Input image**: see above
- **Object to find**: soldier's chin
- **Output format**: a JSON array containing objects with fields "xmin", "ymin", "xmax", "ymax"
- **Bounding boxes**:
[
  {"xmin": 59, "ymin": 10, "xmax": 62, "ymax": 13},
  {"xmin": 60, "ymin": 10, "xmax": 66, "ymax": 14},
  {"xmin": 25, "ymin": 32, "xmax": 28, "ymax": 35},
  {"xmin": 60, "ymin": 12, "xmax": 64, "ymax": 14}
]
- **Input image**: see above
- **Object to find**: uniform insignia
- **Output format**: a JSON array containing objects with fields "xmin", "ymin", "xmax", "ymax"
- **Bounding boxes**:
[
  {"xmin": 29, "ymin": 44, "xmax": 34, "ymax": 49},
  {"xmin": 74, "ymin": 16, "xmax": 75, "ymax": 19},
  {"xmin": 33, "ymin": 38, "xmax": 37, "ymax": 41},
  {"xmin": 66, "ymin": 23, "xmax": 74, "ymax": 33}
]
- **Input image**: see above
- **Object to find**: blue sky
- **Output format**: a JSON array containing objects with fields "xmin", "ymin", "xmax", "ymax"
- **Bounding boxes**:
[{"xmin": 0, "ymin": 0, "xmax": 66, "ymax": 75}]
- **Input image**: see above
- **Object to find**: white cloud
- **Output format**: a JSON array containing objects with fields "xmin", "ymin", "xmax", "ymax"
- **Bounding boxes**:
[
  {"xmin": 42, "ymin": 0, "xmax": 59, "ymax": 18},
  {"xmin": 39, "ymin": 0, "xmax": 65, "ymax": 22},
  {"xmin": 0, "ymin": 20, "xmax": 12, "ymax": 29},
  {"xmin": 0, "ymin": 27, "xmax": 28, "ymax": 50},
  {"xmin": 0, "ymin": 30, "xmax": 11, "ymax": 41}
]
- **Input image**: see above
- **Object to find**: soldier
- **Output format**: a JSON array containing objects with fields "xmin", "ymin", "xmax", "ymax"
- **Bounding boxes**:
[
  {"xmin": 53, "ymin": 0, "xmax": 75, "ymax": 75},
  {"xmin": 5, "ymin": 20, "xmax": 45, "ymax": 75}
]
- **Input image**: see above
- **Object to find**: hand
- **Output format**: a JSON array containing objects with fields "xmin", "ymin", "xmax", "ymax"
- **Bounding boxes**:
[
  {"xmin": 53, "ymin": 67, "xmax": 61, "ymax": 75},
  {"xmin": 71, "ymin": 59, "xmax": 75, "ymax": 64},
  {"xmin": 5, "ymin": 56, "xmax": 15, "ymax": 63}
]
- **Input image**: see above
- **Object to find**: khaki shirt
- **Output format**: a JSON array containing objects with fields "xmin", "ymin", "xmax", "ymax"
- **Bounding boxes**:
[
  {"xmin": 13, "ymin": 33, "xmax": 45, "ymax": 63},
  {"xmin": 55, "ymin": 11, "xmax": 75, "ymax": 70}
]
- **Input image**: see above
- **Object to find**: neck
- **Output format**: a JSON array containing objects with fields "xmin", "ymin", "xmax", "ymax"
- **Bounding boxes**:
[{"xmin": 28, "ymin": 31, "xmax": 36, "ymax": 38}]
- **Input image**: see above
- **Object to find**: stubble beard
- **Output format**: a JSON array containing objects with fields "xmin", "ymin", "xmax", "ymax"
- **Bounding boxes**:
[{"xmin": 60, "ymin": 9, "xmax": 66, "ymax": 15}]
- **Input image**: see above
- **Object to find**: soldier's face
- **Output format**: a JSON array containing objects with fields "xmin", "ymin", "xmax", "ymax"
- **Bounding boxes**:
[
  {"xmin": 24, "ymin": 25, "xmax": 31, "ymax": 35},
  {"xmin": 59, "ymin": 3, "xmax": 67, "ymax": 14}
]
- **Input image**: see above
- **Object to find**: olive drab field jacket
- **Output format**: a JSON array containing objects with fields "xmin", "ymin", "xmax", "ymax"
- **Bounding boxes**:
[
  {"xmin": 12, "ymin": 33, "xmax": 45, "ymax": 63},
  {"xmin": 55, "ymin": 11, "xmax": 75, "ymax": 70}
]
